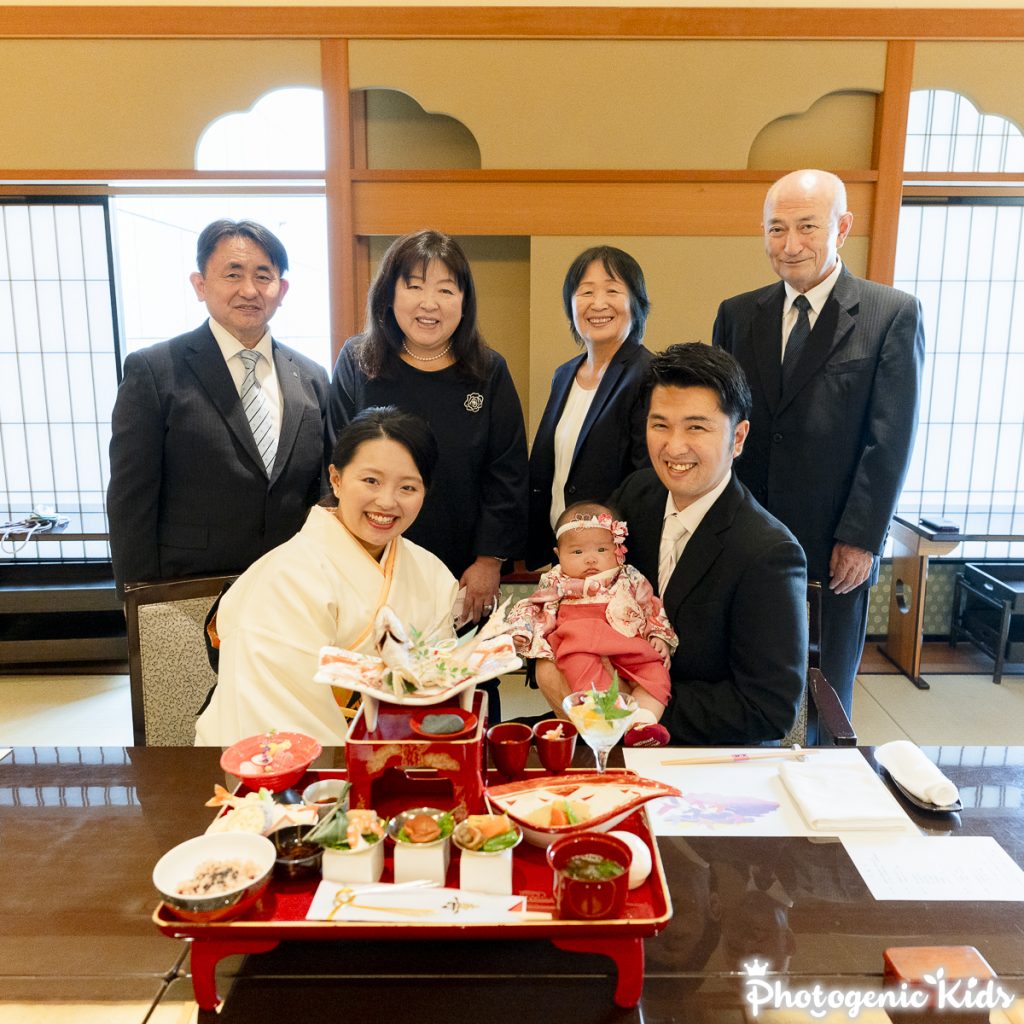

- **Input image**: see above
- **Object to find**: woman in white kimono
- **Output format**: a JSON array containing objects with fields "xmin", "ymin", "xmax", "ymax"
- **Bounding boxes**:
[{"xmin": 195, "ymin": 406, "xmax": 458, "ymax": 746}]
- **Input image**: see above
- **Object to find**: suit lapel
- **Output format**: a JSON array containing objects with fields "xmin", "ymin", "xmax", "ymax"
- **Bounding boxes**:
[
  {"xmin": 662, "ymin": 475, "xmax": 743, "ymax": 623},
  {"xmin": 778, "ymin": 268, "xmax": 858, "ymax": 412},
  {"xmin": 572, "ymin": 346, "xmax": 631, "ymax": 463},
  {"xmin": 272, "ymin": 341, "xmax": 304, "ymax": 485},
  {"xmin": 184, "ymin": 324, "xmax": 268, "ymax": 479},
  {"xmin": 626, "ymin": 475, "xmax": 667, "ymax": 587},
  {"xmin": 753, "ymin": 286, "xmax": 785, "ymax": 413},
  {"xmin": 538, "ymin": 354, "xmax": 582, "ymax": 450}
]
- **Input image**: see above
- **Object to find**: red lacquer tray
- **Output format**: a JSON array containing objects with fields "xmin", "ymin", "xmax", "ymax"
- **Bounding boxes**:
[{"xmin": 153, "ymin": 768, "xmax": 673, "ymax": 1010}]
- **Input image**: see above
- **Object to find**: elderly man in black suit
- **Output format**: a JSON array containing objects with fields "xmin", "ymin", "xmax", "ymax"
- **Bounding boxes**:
[
  {"xmin": 107, "ymin": 219, "xmax": 329, "ymax": 595},
  {"xmin": 713, "ymin": 169, "xmax": 925, "ymax": 718},
  {"xmin": 600, "ymin": 343, "xmax": 805, "ymax": 745}
]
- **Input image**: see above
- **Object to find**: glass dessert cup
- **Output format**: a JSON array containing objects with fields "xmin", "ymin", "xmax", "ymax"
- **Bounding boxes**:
[{"xmin": 562, "ymin": 690, "xmax": 638, "ymax": 774}]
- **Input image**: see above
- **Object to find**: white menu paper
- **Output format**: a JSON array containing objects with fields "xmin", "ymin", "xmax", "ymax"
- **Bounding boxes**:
[{"xmin": 841, "ymin": 835, "xmax": 1024, "ymax": 901}]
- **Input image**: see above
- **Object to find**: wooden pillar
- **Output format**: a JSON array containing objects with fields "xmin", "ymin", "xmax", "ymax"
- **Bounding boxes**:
[
  {"xmin": 350, "ymin": 89, "xmax": 371, "ymax": 326},
  {"xmin": 321, "ymin": 39, "xmax": 357, "ymax": 364},
  {"xmin": 867, "ymin": 40, "xmax": 915, "ymax": 285}
]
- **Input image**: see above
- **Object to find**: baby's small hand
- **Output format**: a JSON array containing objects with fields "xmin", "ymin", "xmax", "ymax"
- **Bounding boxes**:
[{"xmin": 650, "ymin": 636, "xmax": 671, "ymax": 668}]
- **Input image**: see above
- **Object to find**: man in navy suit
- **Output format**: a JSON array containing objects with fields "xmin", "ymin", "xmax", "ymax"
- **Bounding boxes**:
[
  {"xmin": 608, "ymin": 344, "xmax": 807, "ymax": 745},
  {"xmin": 714, "ymin": 170, "xmax": 925, "ymax": 717},
  {"xmin": 107, "ymin": 219, "xmax": 329, "ymax": 595}
]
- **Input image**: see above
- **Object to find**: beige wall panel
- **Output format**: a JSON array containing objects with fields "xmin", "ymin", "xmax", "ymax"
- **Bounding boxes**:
[
  {"xmin": 528, "ymin": 234, "xmax": 868, "ymax": 439},
  {"xmin": 352, "ymin": 181, "xmax": 875, "ymax": 236},
  {"xmin": 367, "ymin": 235, "xmax": 531, "ymax": 421},
  {"xmin": 364, "ymin": 89, "xmax": 481, "ymax": 169},
  {"xmin": 350, "ymin": 40, "xmax": 885, "ymax": 170},
  {"xmin": 914, "ymin": 43, "xmax": 1024, "ymax": 134},
  {"xmin": 0, "ymin": 40, "xmax": 319, "ymax": 169},
  {"xmin": 749, "ymin": 91, "xmax": 878, "ymax": 170}
]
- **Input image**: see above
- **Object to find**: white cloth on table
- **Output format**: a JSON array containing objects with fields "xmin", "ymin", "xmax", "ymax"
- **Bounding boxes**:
[
  {"xmin": 194, "ymin": 504, "xmax": 458, "ymax": 747},
  {"xmin": 779, "ymin": 759, "xmax": 913, "ymax": 832},
  {"xmin": 874, "ymin": 740, "xmax": 960, "ymax": 807}
]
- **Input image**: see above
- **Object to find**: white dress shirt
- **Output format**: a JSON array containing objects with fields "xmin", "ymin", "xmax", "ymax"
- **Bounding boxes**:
[
  {"xmin": 208, "ymin": 317, "xmax": 283, "ymax": 446},
  {"xmin": 781, "ymin": 258, "xmax": 843, "ymax": 359},
  {"xmin": 657, "ymin": 469, "xmax": 733, "ymax": 594},
  {"xmin": 549, "ymin": 379, "xmax": 597, "ymax": 530}
]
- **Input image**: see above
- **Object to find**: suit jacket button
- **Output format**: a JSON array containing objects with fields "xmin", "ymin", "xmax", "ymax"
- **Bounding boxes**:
[
  {"xmin": 567, "ymin": 485, "xmax": 576, "ymax": 494},
  {"xmin": 772, "ymin": 432, "xmax": 783, "ymax": 442}
]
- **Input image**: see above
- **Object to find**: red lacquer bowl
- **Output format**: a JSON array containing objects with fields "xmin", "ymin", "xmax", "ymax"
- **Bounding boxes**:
[
  {"xmin": 547, "ymin": 832, "xmax": 633, "ymax": 920},
  {"xmin": 220, "ymin": 732, "xmax": 322, "ymax": 793}
]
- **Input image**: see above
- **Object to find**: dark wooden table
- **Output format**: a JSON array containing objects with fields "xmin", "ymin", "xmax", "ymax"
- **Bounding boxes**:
[{"xmin": 1, "ymin": 744, "xmax": 1022, "ymax": 1023}]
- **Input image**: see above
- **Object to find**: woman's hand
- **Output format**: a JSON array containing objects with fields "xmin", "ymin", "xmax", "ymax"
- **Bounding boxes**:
[{"xmin": 457, "ymin": 556, "xmax": 502, "ymax": 625}]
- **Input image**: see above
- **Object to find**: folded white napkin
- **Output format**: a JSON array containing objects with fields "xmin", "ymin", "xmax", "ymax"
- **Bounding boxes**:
[
  {"xmin": 874, "ymin": 740, "xmax": 960, "ymax": 807},
  {"xmin": 779, "ymin": 760, "xmax": 912, "ymax": 832}
]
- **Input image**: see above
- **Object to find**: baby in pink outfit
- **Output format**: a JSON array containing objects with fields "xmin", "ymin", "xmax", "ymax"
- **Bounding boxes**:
[{"xmin": 507, "ymin": 502, "xmax": 677, "ymax": 743}]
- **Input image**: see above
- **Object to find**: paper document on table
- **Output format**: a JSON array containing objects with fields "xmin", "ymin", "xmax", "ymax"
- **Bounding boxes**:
[
  {"xmin": 624, "ymin": 747, "xmax": 918, "ymax": 837},
  {"xmin": 307, "ymin": 882, "xmax": 528, "ymax": 923},
  {"xmin": 841, "ymin": 835, "xmax": 1024, "ymax": 901}
]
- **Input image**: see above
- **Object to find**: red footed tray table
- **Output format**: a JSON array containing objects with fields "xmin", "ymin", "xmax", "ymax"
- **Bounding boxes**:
[
  {"xmin": 345, "ymin": 692, "xmax": 487, "ymax": 813},
  {"xmin": 153, "ymin": 767, "xmax": 673, "ymax": 1011}
]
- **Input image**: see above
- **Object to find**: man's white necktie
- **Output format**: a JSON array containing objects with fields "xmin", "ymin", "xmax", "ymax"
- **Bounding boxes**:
[
  {"xmin": 658, "ymin": 514, "xmax": 688, "ymax": 595},
  {"xmin": 238, "ymin": 349, "xmax": 276, "ymax": 475}
]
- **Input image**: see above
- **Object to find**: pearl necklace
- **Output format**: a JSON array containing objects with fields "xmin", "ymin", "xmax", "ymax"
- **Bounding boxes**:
[{"xmin": 402, "ymin": 341, "xmax": 453, "ymax": 362}]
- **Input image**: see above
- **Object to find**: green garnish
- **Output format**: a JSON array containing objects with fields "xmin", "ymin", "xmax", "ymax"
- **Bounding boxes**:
[
  {"xmin": 304, "ymin": 784, "xmax": 372, "ymax": 850},
  {"xmin": 588, "ymin": 674, "xmax": 633, "ymax": 721},
  {"xmin": 481, "ymin": 829, "xmax": 520, "ymax": 853},
  {"xmin": 564, "ymin": 853, "xmax": 626, "ymax": 881},
  {"xmin": 564, "ymin": 800, "xmax": 579, "ymax": 825},
  {"xmin": 397, "ymin": 810, "xmax": 455, "ymax": 844}
]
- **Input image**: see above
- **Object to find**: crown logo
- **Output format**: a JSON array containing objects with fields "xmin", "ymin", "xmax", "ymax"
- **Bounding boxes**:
[{"xmin": 743, "ymin": 959, "xmax": 770, "ymax": 978}]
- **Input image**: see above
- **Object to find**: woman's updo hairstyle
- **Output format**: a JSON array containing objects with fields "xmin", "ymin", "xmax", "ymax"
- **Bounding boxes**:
[{"xmin": 330, "ymin": 406, "xmax": 439, "ymax": 490}]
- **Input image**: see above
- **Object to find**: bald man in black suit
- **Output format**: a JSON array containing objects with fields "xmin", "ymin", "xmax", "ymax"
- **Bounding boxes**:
[{"xmin": 714, "ymin": 169, "xmax": 925, "ymax": 718}]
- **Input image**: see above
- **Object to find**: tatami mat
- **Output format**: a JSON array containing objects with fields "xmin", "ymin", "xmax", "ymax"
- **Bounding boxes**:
[
  {"xmin": 0, "ymin": 1006, "xmax": 160, "ymax": 1024},
  {"xmin": 857, "ymin": 672, "xmax": 1024, "ymax": 745},
  {"xmin": 0, "ymin": 674, "xmax": 133, "ymax": 746},
  {"xmin": 850, "ymin": 677, "xmax": 912, "ymax": 746}
]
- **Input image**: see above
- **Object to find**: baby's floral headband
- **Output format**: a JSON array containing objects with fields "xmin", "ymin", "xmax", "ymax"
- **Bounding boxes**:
[{"xmin": 554, "ymin": 512, "xmax": 628, "ymax": 563}]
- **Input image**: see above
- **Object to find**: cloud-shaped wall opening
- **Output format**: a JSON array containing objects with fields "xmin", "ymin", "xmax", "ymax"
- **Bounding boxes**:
[
  {"xmin": 195, "ymin": 87, "xmax": 325, "ymax": 171},
  {"xmin": 747, "ymin": 91, "xmax": 878, "ymax": 171},
  {"xmin": 906, "ymin": 89, "xmax": 1024, "ymax": 173}
]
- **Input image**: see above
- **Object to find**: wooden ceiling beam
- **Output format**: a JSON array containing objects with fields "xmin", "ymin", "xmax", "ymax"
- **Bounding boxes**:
[{"xmin": 2, "ymin": 7, "xmax": 1023, "ymax": 41}]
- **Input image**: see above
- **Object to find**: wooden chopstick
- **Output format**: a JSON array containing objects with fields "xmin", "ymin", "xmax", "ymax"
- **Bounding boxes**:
[{"xmin": 660, "ymin": 745, "xmax": 810, "ymax": 766}]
